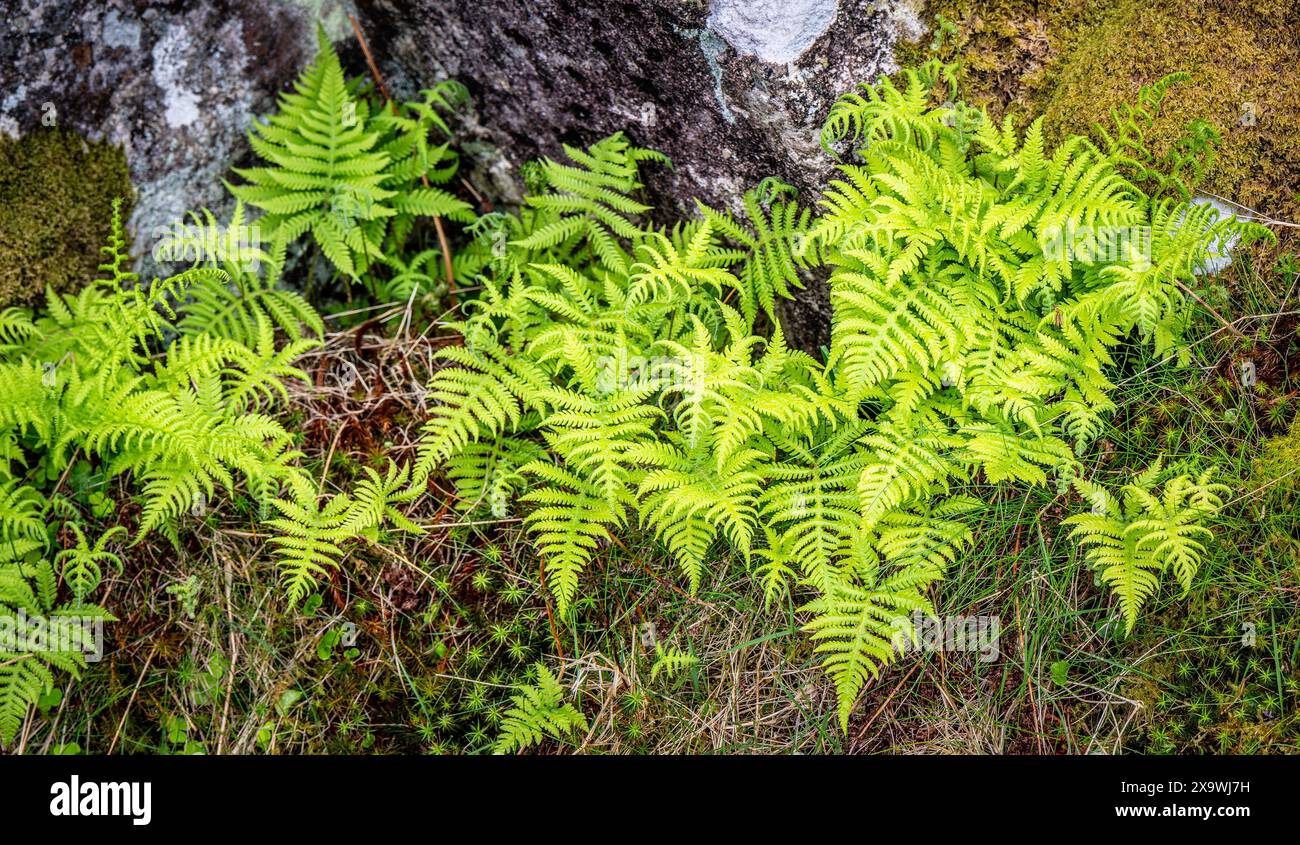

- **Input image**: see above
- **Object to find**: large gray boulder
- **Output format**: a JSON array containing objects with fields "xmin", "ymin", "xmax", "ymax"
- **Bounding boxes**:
[{"xmin": 357, "ymin": 0, "xmax": 922, "ymax": 205}]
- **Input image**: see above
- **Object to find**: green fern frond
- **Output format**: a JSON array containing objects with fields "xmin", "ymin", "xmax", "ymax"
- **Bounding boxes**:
[
  {"xmin": 801, "ymin": 569, "xmax": 936, "ymax": 730},
  {"xmin": 493, "ymin": 662, "xmax": 588, "ymax": 754},
  {"xmin": 1065, "ymin": 465, "xmax": 1228, "ymax": 634},
  {"xmin": 649, "ymin": 643, "xmax": 699, "ymax": 682}
]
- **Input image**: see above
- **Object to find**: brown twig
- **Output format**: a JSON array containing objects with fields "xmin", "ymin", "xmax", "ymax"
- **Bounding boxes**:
[
  {"xmin": 349, "ymin": 13, "xmax": 391, "ymax": 103},
  {"xmin": 1176, "ymin": 279, "xmax": 1248, "ymax": 341},
  {"xmin": 853, "ymin": 660, "xmax": 920, "ymax": 745},
  {"xmin": 538, "ymin": 560, "xmax": 566, "ymax": 661},
  {"xmin": 108, "ymin": 645, "xmax": 157, "ymax": 755},
  {"xmin": 216, "ymin": 551, "xmax": 240, "ymax": 754}
]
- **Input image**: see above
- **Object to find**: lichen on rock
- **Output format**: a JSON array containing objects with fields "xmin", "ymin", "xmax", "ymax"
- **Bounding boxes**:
[{"xmin": 0, "ymin": 0, "xmax": 334, "ymax": 279}]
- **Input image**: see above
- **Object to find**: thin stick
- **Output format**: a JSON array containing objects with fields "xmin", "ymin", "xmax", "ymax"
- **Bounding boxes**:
[
  {"xmin": 1176, "ymin": 279, "xmax": 1248, "ymax": 341},
  {"xmin": 1270, "ymin": 265, "xmax": 1299, "ymax": 340},
  {"xmin": 318, "ymin": 422, "xmax": 348, "ymax": 495},
  {"xmin": 108, "ymin": 645, "xmax": 157, "ymax": 755},
  {"xmin": 538, "ymin": 560, "xmax": 566, "ymax": 660},
  {"xmin": 854, "ymin": 660, "xmax": 920, "ymax": 744},
  {"xmin": 349, "ymin": 13, "xmax": 391, "ymax": 103},
  {"xmin": 1199, "ymin": 191, "xmax": 1300, "ymax": 230},
  {"xmin": 217, "ymin": 551, "xmax": 240, "ymax": 754},
  {"xmin": 608, "ymin": 532, "xmax": 720, "ymax": 611}
]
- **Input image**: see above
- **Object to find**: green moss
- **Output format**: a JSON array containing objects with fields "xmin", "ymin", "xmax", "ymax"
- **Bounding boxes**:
[
  {"xmin": 1253, "ymin": 415, "xmax": 1300, "ymax": 507},
  {"xmin": 0, "ymin": 129, "xmax": 133, "ymax": 308},
  {"xmin": 1043, "ymin": 0, "xmax": 1300, "ymax": 218},
  {"xmin": 907, "ymin": 0, "xmax": 1300, "ymax": 219}
]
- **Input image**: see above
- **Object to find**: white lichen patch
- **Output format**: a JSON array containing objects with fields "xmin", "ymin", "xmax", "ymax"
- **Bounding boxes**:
[
  {"xmin": 150, "ymin": 25, "xmax": 201, "ymax": 129},
  {"xmin": 707, "ymin": 0, "xmax": 839, "ymax": 65},
  {"xmin": 101, "ymin": 9, "xmax": 142, "ymax": 51}
]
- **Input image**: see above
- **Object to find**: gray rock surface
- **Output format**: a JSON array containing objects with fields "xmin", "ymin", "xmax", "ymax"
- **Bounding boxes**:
[{"xmin": 0, "ymin": 0, "xmax": 347, "ymax": 276}]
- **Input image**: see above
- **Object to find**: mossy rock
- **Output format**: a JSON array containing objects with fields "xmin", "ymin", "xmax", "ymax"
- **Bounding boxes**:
[
  {"xmin": 908, "ymin": 0, "xmax": 1300, "ymax": 219},
  {"xmin": 0, "ymin": 130, "xmax": 133, "ymax": 308}
]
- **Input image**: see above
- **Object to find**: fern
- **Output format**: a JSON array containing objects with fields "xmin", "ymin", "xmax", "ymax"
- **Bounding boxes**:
[
  {"xmin": 649, "ymin": 643, "xmax": 699, "ymax": 682},
  {"xmin": 0, "ymin": 200, "xmax": 391, "ymax": 744},
  {"xmin": 230, "ymin": 28, "xmax": 473, "ymax": 283},
  {"xmin": 55, "ymin": 524, "xmax": 125, "ymax": 605},
  {"xmin": 0, "ymin": 545, "xmax": 107, "ymax": 745},
  {"xmin": 801, "ymin": 568, "xmax": 936, "ymax": 730},
  {"xmin": 493, "ymin": 662, "xmax": 588, "ymax": 754},
  {"xmin": 699, "ymin": 178, "xmax": 816, "ymax": 326},
  {"xmin": 1092, "ymin": 72, "xmax": 1219, "ymax": 200},
  {"xmin": 1065, "ymin": 463, "xmax": 1228, "ymax": 634},
  {"xmin": 164, "ymin": 203, "xmax": 323, "ymax": 346},
  {"xmin": 265, "ymin": 461, "xmax": 423, "ymax": 607},
  {"xmin": 409, "ymin": 63, "xmax": 1269, "ymax": 732}
]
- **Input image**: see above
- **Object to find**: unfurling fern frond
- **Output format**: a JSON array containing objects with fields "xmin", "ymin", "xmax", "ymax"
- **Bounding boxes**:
[{"xmin": 54, "ymin": 524, "xmax": 125, "ymax": 605}]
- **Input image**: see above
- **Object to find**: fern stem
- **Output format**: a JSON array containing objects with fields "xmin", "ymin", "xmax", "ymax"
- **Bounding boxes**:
[
  {"xmin": 537, "ymin": 559, "xmax": 566, "ymax": 660},
  {"xmin": 349, "ymin": 12, "xmax": 460, "ymax": 309}
]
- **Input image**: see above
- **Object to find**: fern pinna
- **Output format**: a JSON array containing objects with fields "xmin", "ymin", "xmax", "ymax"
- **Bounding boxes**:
[{"xmin": 408, "ymin": 62, "xmax": 1263, "ymax": 732}]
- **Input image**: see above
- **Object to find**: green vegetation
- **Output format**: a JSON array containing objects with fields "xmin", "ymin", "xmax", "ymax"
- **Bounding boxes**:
[
  {"xmin": 229, "ymin": 29, "xmax": 474, "ymax": 287},
  {"xmin": 0, "ymin": 202, "xmax": 315, "ymax": 743},
  {"xmin": 411, "ymin": 60, "xmax": 1266, "ymax": 729},
  {"xmin": 907, "ymin": 0, "xmax": 1300, "ymax": 220},
  {"xmin": 1, "ymin": 16, "xmax": 1296, "ymax": 755}
]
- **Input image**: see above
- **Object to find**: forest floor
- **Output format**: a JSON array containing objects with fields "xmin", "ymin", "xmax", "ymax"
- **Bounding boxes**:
[
  {"xmin": 14, "ymin": 226, "xmax": 1296, "ymax": 756},
  {"xmin": 8, "ymin": 1, "xmax": 1300, "ymax": 756}
]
